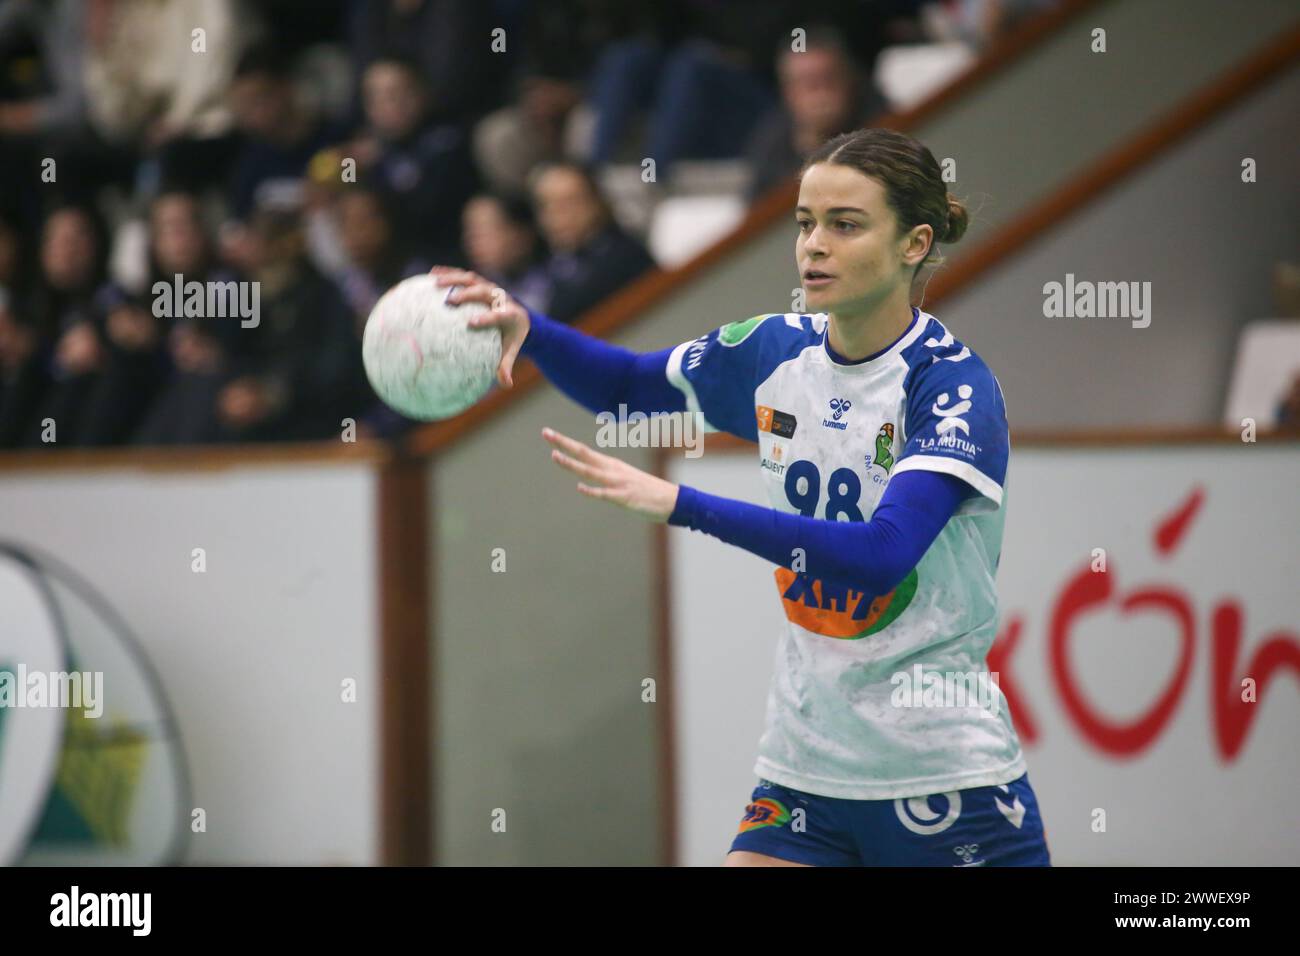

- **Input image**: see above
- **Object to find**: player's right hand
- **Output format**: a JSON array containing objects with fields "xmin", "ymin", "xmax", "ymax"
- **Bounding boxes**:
[{"xmin": 429, "ymin": 265, "xmax": 530, "ymax": 389}]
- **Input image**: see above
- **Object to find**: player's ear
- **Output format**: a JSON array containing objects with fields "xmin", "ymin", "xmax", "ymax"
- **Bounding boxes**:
[{"xmin": 900, "ymin": 223, "xmax": 932, "ymax": 269}]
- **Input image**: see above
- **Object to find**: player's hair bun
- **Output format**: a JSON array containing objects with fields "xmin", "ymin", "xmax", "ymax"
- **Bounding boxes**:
[{"xmin": 941, "ymin": 194, "xmax": 969, "ymax": 245}]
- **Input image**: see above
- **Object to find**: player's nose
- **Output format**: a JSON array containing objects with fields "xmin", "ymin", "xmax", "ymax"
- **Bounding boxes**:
[{"xmin": 803, "ymin": 225, "xmax": 829, "ymax": 255}]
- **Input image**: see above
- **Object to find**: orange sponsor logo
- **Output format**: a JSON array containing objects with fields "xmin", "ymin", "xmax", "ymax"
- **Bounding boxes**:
[{"xmin": 774, "ymin": 567, "xmax": 919, "ymax": 639}]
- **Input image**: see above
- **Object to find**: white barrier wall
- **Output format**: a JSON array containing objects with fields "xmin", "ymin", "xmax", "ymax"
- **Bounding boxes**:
[
  {"xmin": 668, "ymin": 441, "xmax": 1300, "ymax": 866},
  {"xmin": 0, "ymin": 458, "xmax": 381, "ymax": 864}
]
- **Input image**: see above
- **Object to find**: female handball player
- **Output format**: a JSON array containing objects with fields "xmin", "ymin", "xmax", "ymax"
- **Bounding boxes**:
[{"xmin": 431, "ymin": 127, "xmax": 1050, "ymax": 867}]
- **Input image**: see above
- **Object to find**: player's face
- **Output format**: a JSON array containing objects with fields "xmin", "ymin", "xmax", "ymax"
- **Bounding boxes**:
[{"xmin": 795, "ymin": 163, "xmax": 927, "ymax": 315}]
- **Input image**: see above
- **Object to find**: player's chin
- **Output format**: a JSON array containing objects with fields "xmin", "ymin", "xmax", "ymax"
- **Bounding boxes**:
[{"xmin": 803, "ymin": 281, "xmax": 845, "ymax": 311}]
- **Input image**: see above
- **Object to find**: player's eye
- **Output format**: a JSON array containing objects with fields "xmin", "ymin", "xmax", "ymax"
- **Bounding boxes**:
[
  {"xmin": 796, "ymin": 219, "xmax": 812, "ymax": 231},
  {"xmin": 836, "ymin": 220, "xmax": 857, "ymax": 232}
]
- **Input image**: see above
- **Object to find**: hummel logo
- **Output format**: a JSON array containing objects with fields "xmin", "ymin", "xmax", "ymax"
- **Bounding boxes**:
[
  {"xmin": 822, "ymin": 398, "xmax": 851, "ymax": 431},
  {"xmin": 953, "ymin": 843, "xmax": 984, "ymax": 866}
]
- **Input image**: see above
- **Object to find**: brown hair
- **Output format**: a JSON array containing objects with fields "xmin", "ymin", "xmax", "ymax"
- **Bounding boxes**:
[{"xmin": 801, "ymin": 128, "xmax": 968, "ymax": 277}]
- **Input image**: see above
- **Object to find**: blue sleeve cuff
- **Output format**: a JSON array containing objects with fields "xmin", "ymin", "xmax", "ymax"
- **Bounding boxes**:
[
  {"xmin": 668, "ymin": 483, "xmax": 699, "ymax": 527},
  {"xmin": 520, "ymin": 306, "xmax": 558, "ymax": 357}
]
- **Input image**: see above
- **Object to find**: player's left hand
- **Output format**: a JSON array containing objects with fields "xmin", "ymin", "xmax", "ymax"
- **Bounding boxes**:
[{"xmin": 543, "ymin": 426, "xmax": 679, "ymax": 522}]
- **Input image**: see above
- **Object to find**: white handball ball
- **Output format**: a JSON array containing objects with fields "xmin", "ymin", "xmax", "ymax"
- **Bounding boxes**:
[{"xmin": 361, "ymin": 274, "xmax": 502, "ymax": 421}]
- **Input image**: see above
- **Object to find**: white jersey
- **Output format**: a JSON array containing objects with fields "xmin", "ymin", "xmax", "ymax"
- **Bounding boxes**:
[{"xmin": 666, "ymin": 308, "xmax": 1027, "ymax": 799}]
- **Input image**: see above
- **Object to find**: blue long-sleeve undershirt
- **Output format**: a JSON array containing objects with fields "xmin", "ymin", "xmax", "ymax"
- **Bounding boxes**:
[
  {"xmin": 520, "ymin": 306, "xmax": 686, "ymax": 415},
  {"xmin": 668, "ymin": 470, "xmax": 969, "ymax": 596},
  {"xmin": 520, "ymin": 306, "xmax": 973, "ymax": 595}
]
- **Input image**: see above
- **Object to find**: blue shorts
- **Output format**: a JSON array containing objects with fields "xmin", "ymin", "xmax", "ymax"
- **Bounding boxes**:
[{"xmin": 729, "ymin": 772, "xmax": 1051, "ymax": 866}]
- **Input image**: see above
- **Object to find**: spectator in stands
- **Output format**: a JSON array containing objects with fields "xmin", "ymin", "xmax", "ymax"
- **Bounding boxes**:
[
  {"xmin": 471, "ymin": 0, "xmax": 598, "ymax": 196},
  {"xmin": 582, "ymin": 1, "xmax": 803, "ymax": 174},
  {"xmin": 335, "ymin": 184, "xmax": 430, "ymax": 328},
  {"xmin": 0, "ymin": 0, "xmax": 250, "ymax": 200},
  {"xmin": 332, "ymin": 184, "xmax": 431, "ymax": 441},
  {"xmin": 462, "ymin": 193, "xmax": 550, "ymax": 316},
  {"xmin": 214, "ymin": 203, "xmax": 363, "ymax": 442},
  {"xmin": 0, "ymin": 288, "xmax": 50, "ymax": 448},
  {"xmin": 18, "ymin": 204, "xmax": 157, "ymax": 447},
  {"xmin": 529, "ymin": 162, "xmax": 655, "ymax": 323},
  {"xmin": 101, "ymin": 2, "xmax": 249, "ymax": 195},
  {"xmin": 134, "ymin": 191, "xmax": 245, "ymax": 445},
  {"xmin": 0, "ymin": 0, "xmax": 131, "ymax": 205},
  {"xmin": 81, "ymin": 0, "xmax": 243, "ymax": 148},
  {"xmin": 0, "ymin": 211, "xmax": 33, "ymax": 311},
  {"xmin": 745, "ymin": 26, "xmax": 888, "ymax": 201},
  {"xmin": 336, "ymin": 54, "xmax": 479, "ymax": 265},
  {"xmin": 68, "ymin": 284, "xmax": 167, "ymax": 445},
  {"xmin": 26, "ymin": 203, "xmax": 113, "ymax": 445},
  {"xmin": 224, "ymin": 43, "xmax": 341, "ymax": 269},
  {"xmin": 349, "ymin": 0, "xmax": 507, "ymax": 127}
]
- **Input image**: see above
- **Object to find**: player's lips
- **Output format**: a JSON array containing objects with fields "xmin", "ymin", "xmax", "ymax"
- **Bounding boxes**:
[{"xmin": 803, "ymin": 269, "xmax": 836, "ymax": 287}]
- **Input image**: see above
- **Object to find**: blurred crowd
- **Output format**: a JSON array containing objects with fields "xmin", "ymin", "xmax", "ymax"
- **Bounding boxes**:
[{"xmin": 0, "ymin": 0, "xmax": 1054, "ymax": 448}]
